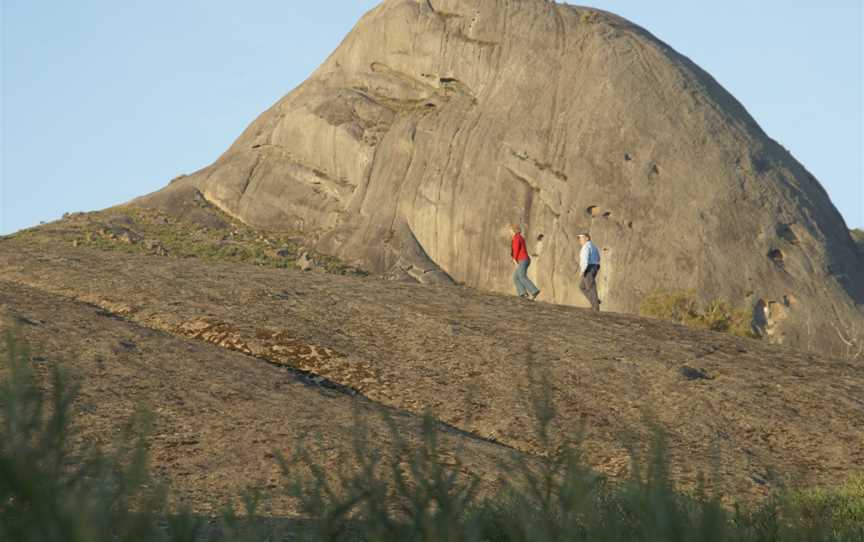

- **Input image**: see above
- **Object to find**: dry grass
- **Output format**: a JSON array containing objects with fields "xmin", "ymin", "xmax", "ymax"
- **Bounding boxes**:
[{"xmin": 7, "ymin": 205, "xmax": 364, "ymax": 277}]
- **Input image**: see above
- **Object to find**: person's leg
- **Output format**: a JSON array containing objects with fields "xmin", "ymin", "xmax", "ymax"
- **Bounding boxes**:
[
  {"xmin": 518, "ymin": 259, "xmax": 540, "ymax": 297},
  {"xmin": 579, "ymin": 271, "xmax": 591, "ymax": 302},
  {"xmin": 579, "ymin": 268, "xmax": 598, "ymax": 310},
  {"xmin": 513, "ymin": 265, "xmax": 527, "ymax": 296},
  {"xmin": 592, "ymin": 266, "xmax": 602, "ymax": 309},
  {"xmin": 585, "ymin": 266, "xmax": 600, "ymax": 311}
]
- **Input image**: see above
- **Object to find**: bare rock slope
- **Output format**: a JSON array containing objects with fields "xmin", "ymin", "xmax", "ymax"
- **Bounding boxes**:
[
  {"xmin": 1, "ymin": 226, "xmax": 862, "ymax": 503},
  {"xmin": 135, "ymin": 0, "xmax": 863, "ymax": 357},
  {"xmin": 0, "ymin": 280, "xmax": 511, "ymax": 515}
]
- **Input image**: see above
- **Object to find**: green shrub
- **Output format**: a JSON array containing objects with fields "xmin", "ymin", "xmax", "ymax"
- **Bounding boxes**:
[
  {"xmin": 0, "ymin": 332, "xmax": 286, "ymax": 541},
  {"xmin": 640, "ymin": 290, "xmax": 701, "ymax": 324},
  {"xmin": 785, "ymin": 475, "xmax": 864, "ymax": 537},
  {"xmin": 640, "ymin": 290, "xmax": 758, "ymax": 338},
  {"xmin": 0, "ymin": 332, "xmax": 178, "ymax": 541}
]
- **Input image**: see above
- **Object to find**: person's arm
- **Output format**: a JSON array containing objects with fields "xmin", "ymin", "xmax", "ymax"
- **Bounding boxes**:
[{"xmin": 579, "ymin": 244, "xmax": 588, "ymax": 275}]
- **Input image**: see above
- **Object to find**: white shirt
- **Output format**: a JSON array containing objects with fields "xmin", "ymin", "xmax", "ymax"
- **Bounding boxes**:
[{"xmin": 579, "ymin": 241, "xmax": 601, "ymax": 274}]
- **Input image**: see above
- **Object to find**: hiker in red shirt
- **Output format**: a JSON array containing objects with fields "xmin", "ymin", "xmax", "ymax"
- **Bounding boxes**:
[{"xmin": 510, "ymin": 224, "xmax": 541, "ymax": 300}]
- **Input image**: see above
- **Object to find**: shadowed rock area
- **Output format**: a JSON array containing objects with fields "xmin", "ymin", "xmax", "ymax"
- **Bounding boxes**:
[
  {"xmin": 2, "ymin": 226, "xmax": 862, "ymax": 507},
  {"xmin": 133, "ymin": 0, "xmax": 863, "ymax": 356}
]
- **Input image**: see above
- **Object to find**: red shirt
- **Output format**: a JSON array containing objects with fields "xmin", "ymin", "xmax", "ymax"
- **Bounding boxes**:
[{"xmin": 511, "ymin": 233, "xmax": 529, "ymax": 262}]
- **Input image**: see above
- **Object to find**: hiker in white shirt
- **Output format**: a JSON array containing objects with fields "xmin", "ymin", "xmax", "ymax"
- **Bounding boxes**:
[{"xmin": 577, "ymin": 233, "xmax": 601, "ymax": 311}]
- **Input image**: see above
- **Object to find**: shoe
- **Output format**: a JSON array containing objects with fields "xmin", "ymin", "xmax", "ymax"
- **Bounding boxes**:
[{"xmin": 531, "ymin": 290, "xmax": 541, "ymax": 300}]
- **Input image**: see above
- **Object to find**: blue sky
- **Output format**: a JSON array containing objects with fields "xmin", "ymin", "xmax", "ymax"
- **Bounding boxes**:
[{"xmin": 1, "ymin": 0, "xmax": 862, "ymax": 234}]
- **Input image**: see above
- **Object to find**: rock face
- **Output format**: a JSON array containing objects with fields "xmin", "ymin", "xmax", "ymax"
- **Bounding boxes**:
[{"xmin": 135, "ymin": 0, "xmax": 863, "ymax": 357}]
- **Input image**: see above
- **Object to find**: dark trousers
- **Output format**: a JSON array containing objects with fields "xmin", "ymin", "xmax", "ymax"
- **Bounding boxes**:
[{"xmin": 580, "ymin": 264, "xmax": 600, "ymax": 311}]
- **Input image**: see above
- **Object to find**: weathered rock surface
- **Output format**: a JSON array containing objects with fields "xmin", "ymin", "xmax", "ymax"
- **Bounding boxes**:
[
  {"xmin": 134, "ymin": 0, "xmax": 862, "ymax": 357},
  {"xmin": 2, "ymin": 234, "xmax": 862, "ymax": 502}
]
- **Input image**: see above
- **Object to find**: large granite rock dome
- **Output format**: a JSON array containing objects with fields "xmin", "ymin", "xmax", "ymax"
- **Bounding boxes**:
[{"xmin": 135, "ymin": 0, "xmax": 863, "ymax": 357}]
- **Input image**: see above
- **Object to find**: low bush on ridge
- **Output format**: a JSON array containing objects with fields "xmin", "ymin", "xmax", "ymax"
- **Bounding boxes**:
[
  {"xmin": 1, "ymin": 333, "xmax": 861, "ymax": 541},
  {"xmin": 639, "ymin": 290, "xmax": 758, "ymax": 338}
]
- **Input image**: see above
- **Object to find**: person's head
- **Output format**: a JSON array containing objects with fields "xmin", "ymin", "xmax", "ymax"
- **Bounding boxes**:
[
  {"xmin": 577, "ymin": 232, "xmax": 591, "ymax": 246},
  {"xmin": 510, "ymin": 223, "xmax": 522, "ymax": 235}
]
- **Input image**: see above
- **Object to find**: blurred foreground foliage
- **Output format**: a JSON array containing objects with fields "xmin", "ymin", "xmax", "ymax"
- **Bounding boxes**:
[{"xmin": 2, "ymin": 333, "xmax": 861, "ymax": 541}]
